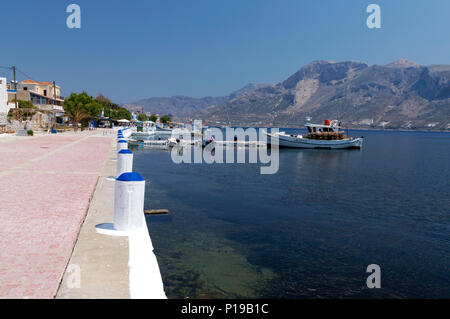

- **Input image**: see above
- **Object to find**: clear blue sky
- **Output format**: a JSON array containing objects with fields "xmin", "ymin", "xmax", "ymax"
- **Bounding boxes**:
[{"xmin": 1, "ymin": 0, "xmax": 449, "ymax": 103}]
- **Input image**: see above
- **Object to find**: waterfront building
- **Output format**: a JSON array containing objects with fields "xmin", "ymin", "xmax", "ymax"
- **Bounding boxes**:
[
  {"xmin": 0, "ymin": 77, "xmax": 15, "ymax": 129},
  {"xmin": 6, "ymin": 79, "xmax": 66, "ymax": 131},
  {"xmin": 9, "ymin": 79, "xmax": 64, "ymax": 112}
]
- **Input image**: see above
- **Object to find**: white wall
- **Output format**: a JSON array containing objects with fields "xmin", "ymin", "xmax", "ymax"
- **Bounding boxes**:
[{"xmin": 0, "ymin": 77, "xmax": 9, "ymax": 113}]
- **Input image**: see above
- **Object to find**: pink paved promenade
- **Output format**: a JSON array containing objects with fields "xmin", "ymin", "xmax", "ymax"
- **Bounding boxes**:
[{"xmin": 0, "ymin": 134, "xmax": 112, "ymax": 298}]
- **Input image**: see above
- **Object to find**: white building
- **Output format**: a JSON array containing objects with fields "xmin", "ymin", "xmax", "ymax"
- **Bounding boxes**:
[
  {"xmin": 0, "ymin": 77, "xmax": 9, "ymax": 113},
  {"xmin": 0, "ymin": 77, "xmax": 13, "ymax": 127},
  {"xmin": 359, "ymin": 118, "xmax": 374, "ymax": 126}
]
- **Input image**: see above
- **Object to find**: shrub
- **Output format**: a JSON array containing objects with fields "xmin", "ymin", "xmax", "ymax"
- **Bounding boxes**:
[
  {"xmin": 18, "ymin": 100, "xmax": 36, "ymax": 109},
  {"xmin": 27, "ymin": 130, "xmax": 34, "ymax": 136}
]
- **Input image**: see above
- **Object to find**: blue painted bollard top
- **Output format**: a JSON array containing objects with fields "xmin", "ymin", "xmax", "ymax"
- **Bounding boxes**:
[
  {"xmin": 118, "ymin": 149, "xmax": 132, "ymax": 154},
  {"xmin": 117, "ymin": 172, "xmax": 145, "ymax": 182}
]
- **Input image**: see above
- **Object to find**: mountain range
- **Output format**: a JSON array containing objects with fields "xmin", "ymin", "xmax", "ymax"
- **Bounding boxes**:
[{"xmin": 124, "ymin": 59, "xmax": 450, "ymax": 130}]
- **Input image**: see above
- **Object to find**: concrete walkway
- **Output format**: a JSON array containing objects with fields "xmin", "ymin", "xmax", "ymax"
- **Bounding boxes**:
[
  {"xmin": 0, "ymin": 132, "xmax": 113, "ymax": 298},
  {"xmin": 56, "ymin": 139, "xmax": 130, "ymax": 298}
]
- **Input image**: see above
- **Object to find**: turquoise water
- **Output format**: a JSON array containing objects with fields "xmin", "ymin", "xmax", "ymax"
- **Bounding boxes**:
[{"xmin": 131, "ymin": 129, "xmax": 450, "ymax": 298}]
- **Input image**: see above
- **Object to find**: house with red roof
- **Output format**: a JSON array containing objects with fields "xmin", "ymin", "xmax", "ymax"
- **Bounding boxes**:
[
  {"xmin": 5, "ymin": 79, "xmax": 66, "ymax": 131},
  {"xmin": 11, "ymin": 79, "xmax": 64, "ymax": 111}
]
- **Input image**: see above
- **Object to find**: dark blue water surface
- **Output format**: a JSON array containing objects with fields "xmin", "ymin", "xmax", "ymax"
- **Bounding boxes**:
[{"xmin": 132, "ymin": 129, "xmax": 450, "ymax": 299}]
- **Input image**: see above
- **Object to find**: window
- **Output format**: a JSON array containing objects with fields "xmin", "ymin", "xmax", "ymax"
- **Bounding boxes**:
[
  {"xmin": 23, "ymin": 87, "xmax": 28, "ymax": 90},
  {"xmin": 43, "ymin": 90, "xmax": 47, "ymax": 96}
]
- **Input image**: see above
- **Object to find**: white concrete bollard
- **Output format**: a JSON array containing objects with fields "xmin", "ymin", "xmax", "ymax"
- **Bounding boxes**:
[
  {"xmin": 117, "ymin": 139, "xmax": 128, "ymax": 151},
  {"xmin": 114, "ymin": 172, "xmax": 146, "ymax": 232},
  {"xmin": 117, "ymin": 149, "xmax": 133, "ymax": 177}
]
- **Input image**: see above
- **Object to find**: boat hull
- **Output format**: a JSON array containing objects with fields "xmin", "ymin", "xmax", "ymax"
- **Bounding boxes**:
[{"xmin": 265, "ymin": 132, "xmax": 363, "ymax": 149}]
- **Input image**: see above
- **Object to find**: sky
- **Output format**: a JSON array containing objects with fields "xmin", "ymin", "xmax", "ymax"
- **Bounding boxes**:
[{"xmin": 0, "ymin": 0, "xmax": 449, "ymax": 103}]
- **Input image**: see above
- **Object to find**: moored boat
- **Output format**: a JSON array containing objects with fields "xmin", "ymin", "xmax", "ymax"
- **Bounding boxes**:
[{"xmin": 264, "ymin": 120, "xmax": 363, "ymax": 149}]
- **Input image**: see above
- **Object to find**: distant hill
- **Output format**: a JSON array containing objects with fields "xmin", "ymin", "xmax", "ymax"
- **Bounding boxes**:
[
  {"xmin": 122, "ymin": 84, "xmax": 272, "ymax": 120},
  {"xmin": 122, "ymin": 95, "xmax": 228, "ymax": 119},
  {"xmin": 125, "ymin": 59, "xmax": 450, "ymax": 130}
]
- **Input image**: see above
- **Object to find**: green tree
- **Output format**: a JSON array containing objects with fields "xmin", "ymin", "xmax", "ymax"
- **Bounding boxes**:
[
  {"xmin": 111, "ymin": 108, "xmax": 131, "ymax": 121},
  {"xmin": 137, "ymin": 113, "xmax": 148, "ymax": 122},
  {"xmin": 64, "ymin": 92, "xmax": 102, "ymax": 130},
  {"xmin": 149, "ymin": 114, "xmax": 158, "ymax": 122},
  {"xmin": 160, "ymin": 115, "xmax": 171, "ymax": 124},
  {"xmin": 95, "ymin": 94, "xmax": 131, "ymax": 120}
]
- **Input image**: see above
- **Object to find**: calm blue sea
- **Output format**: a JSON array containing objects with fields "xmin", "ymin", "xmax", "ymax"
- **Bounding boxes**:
[{"xmin": 131, "ymin": 129, "xmax": 450, "ymax": 298}]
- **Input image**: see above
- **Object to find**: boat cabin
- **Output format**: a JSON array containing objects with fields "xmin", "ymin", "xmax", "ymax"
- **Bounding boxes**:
[
  {"xmin": 305, "ymin": 120, "xmax": 346, "ymax": 140},
  {"xmin": 305, "ymin": 120, "xmax": 342, "ymax": 133}
]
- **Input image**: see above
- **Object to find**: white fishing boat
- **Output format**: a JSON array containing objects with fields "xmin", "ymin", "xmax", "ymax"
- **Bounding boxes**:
[{"xmin": 264, "ymin": 120, "xmax": 363, "ymax": 149}]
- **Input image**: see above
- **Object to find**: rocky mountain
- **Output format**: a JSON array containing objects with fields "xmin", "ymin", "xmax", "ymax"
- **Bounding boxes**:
[
  {"xmin": 125, "ymin": 59, "xmax": 450, "ymax": 130},
  {"xmin": 198, "ymin": 59, "xmax": 450, "ymax": 130},
  {"xmin": 385, "ymin": 58, "xmax": 421, "ymax": 68}
]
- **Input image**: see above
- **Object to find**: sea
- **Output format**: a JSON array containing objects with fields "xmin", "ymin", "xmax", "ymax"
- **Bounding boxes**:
[{"xmin": 130, "ymin": 128, "xmax": 450, "ymax": 298}]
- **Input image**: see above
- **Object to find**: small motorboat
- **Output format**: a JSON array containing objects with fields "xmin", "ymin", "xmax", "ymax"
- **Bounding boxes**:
[{"xmin": 264, "ymin": 120, "xmax": 363, "ymax": 149}]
